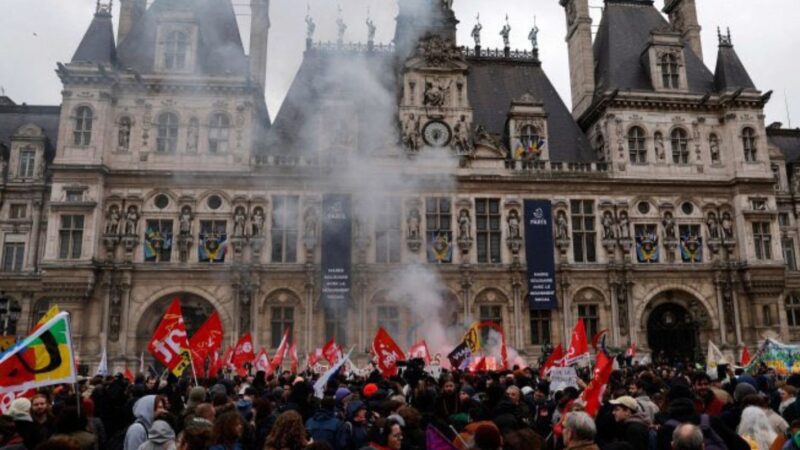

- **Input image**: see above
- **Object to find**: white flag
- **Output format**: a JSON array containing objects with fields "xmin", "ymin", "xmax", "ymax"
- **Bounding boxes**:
[
  {"xmin": 314, "ymin": 347, "xmax": 354, "ymax": 399},
  {"xmin": 139, "ymin": 352, "xmax": 145, "ymax": 374},
  {"xmin": 97, "ymin": 347, "xmax": 108, "ymax": 376},
  {"xmin": 706, "ymin": 340, "xmax": 727, "ymax": 380}
]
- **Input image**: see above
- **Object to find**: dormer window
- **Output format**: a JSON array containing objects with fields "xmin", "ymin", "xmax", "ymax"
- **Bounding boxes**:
[
  {"xmin": 661, "ymin": 54, "xmax": 680, "ymax": 89},
  {"xmin": 18, "ymin": 149, "xmax": 35, "ymax": 178},
  {"xmin": 73, "ymin": 106, "xmax": 93, "ymax": 146},
  {"xmin": 164, "ymin": 31, "xmax": 189, "ymax": 70},
  {"xmin": 743, "ymin": 127, "xmax": 757, "ymax": 162},
  {"xmin": 208, "ymin": 113, "xmax": 230, "ymax": 153},
  {"xmin": 157, "ymin": 112, "xmax": 179, "ymax": 153}
]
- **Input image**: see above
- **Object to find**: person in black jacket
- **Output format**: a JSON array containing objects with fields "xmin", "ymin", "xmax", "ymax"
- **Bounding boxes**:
[
  {"xmin": 607, "ymin": 396, "xmax": 650, "ymax": 449},
  {"xmin": 656, "ymin": 397, "xmax": 751, "ymax": 450}
]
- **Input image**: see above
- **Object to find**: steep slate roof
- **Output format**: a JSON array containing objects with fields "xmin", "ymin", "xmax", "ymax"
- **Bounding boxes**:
[
  {"xmin": 467, "ymin": 58, "xmax": 595, "ymax": 162},
  {"xmin": 769, "ymin": 129, "xmax": 800, "ymax": 163},
  {"xmin": 116, "ymin": 0, "xmax": 248, "ymax": 76},
  {"xmin": 714, "ymin": 43, "xmax": 756, "ymax": 92},
  {"xmin": 0, "ymin": 103, "xmax": 61, "ymax": 155},
  {"xmin": 72, "ymin": 10, "xmax": 117, "ymax": 64},
  {"xmin": 593, "ymin": 0, "xmax": 715, "ymax": 95}
]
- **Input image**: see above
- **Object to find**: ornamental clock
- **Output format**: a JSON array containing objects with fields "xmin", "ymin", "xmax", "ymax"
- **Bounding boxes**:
[{"xmin": 423, "ymin": 121, "xmax": 451, "ymax": 147}]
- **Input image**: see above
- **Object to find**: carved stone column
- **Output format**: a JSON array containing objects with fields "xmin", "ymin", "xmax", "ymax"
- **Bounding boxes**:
[
  {"xmin": 511, "ymin": 272, "xmax": 523, "ymax": 349},
  {"xmin": 304, "ymin": 265, "xmax": 315, "ymax": 355},
  {"xmin": 460, "ymin": 267, "xmax": 473, "ymax": 321}
]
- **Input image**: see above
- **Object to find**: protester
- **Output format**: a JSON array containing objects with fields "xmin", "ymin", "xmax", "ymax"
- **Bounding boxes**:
[
  {"xmin": 562, "ymin": 411, "xmax": 599, "ymax": 450},
  {"xmin": 265, "ymin": 411, "xmax": 309, "ymax": 450},
  {"xmin": 125, "ymin": 395, "xmax": 157, "ymax": 450},
  {"xmin": 31, "ymin": 393, "xmax": 55, "ymax": 440},
  {"xmin": 737, "ymin": 406, "xmax": 778, "ymax": 450},
  {"xmin": 366, "ymin": 418, "xmax": 403, "ymax": 450},
  {"xmin": 305, "ymin": 397, "xmax": 348, "ymax": 450},
  {"xmin": 671, "ymin": 423, "xmax": 704, "ymax": 450},
  {"xmin": 51, "ymin": 404, "xmax": 97, "ymax": 450},
  {"xmin": 209, "ymin": 411, "xmax": 245, "ymax": 450},
  {"xmin": 137, "ymin": 420, "xmax": 177, "ymax": 450}
]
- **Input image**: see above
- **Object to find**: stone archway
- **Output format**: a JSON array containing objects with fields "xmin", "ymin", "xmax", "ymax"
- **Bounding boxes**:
[
  {"xmin": 642, "ymin": 290, "xmax": 712, "ymax": 364},
  {"xmin": 136, "ymin": 293, "xmax": 220, "ymax": 350}
]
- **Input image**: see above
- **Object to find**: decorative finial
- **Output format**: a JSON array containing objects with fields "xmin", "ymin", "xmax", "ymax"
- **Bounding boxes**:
[
  {"xmin": 471, "ymin": 13, "xmax": 482, "ymax": 48},
  {"xmin": 96, "ymin": 0, "xmax": 112, "ymax": 16},
  {"xmin": 336, "ymin": 4, "xmax": 347, "ymax": 46},
  {"xmin": 528, "ymin": 15, "xmax": 539, "ymax": 51},
  {"xmin": 717, "ymin": 26, "xmax": 732, "ymax": 46},
  {"xmin": 500, "ymin": 14, "xmax": 511, "ymax": 49},
  {"xmin": 304, "ymin": 3, "xmax": 315, "ymax": 49}
]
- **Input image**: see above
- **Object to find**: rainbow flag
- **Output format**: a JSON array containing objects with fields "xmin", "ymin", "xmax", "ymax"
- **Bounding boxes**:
[{"xmin": 0, "ymin": 312, "xmax": 77, "ymax": 393}]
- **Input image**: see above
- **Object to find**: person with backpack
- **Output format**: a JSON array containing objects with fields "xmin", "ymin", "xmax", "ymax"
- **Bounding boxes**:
[
  {"xmin": 124, "ymin": 395, "xmax": 157, "ymax": 450},
  {"xmin": 306, "ymin": 397, "xmax": 349, "ymax": 450},
  {"xmin": 657, "ymin": 397, "xmax": 751, "ymax": 450}
]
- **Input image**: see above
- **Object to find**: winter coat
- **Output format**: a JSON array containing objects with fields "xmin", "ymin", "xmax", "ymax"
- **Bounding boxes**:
[
  {"xmin": 124, "ymin": 395, "xmax": 156, "ymax": 450},
  {"xmin": 635, "ymin": 395, "xmax": 660, "ymax": 423},
  {"xmin": 614, "ymin": 412, "xmax": 650, "ymax": 449},
  {"xmin": 137, "ymin": 420, "xmax": 177, "ymax": 450},
  {"xmin": 306, "ymin": 409, "xmax": 349, "ymax": 450}
]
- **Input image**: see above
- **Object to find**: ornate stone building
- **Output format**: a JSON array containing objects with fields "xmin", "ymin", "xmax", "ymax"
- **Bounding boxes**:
[{"xmin": 0, "ymin": 0, "xmax": 798, "ymax": 369}]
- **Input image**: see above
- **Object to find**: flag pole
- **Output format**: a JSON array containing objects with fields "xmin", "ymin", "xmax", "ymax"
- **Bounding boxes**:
[{"xmin": 189, "ymin": 355, "xmax": 199, "ymax": 386}]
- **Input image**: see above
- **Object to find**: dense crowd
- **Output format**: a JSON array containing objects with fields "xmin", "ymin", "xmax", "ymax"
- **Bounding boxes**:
[{"xmin": 2, "ymin": 359, "xmax": 800, "ymax": 450}]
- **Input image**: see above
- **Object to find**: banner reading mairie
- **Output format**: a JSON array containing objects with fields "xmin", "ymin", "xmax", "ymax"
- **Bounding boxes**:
[
  {"xmin": 321, "ymin": 194, "xmax": 352, "ymax": 307},
  {"xmin": 524, "ymin": 200, "xmax": 557, "ymax": 310}
]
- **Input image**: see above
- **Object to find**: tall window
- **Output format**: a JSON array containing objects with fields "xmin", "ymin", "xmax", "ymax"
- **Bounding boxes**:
[
  {"xmin": 476, "ymin": 199, "xmax": 501, "ymax": 263},
  {"xmin": 742, "ymin": 127, "xmax": 757, "ymax": 162},
  {"xmin": 198, "ymin": 220, "xmax": 227, "ymax": 263},
  {"xmin": 324, "ymin": 307, "xmax": 347, "ymax": 346},
  {"xmin": 628, "ymin": 126, "xmax": 647, "ymax": 164},
  {"xmin": 9, "ymin": 204, "xmax": 26, "ymax": 220},
  {"xmin": 270, "ymin": 307, "xmax": 294, "ymax": 348},
  {"xmin": 73, "ymin": 106, "xmax": 93, "ymax": 146},
  {"xmin": 0, "ymin": 298, "xmax": 20, "ymax": 336},
  {"xmin": 752, "ymin": 222, "xmax": 772, "ymax": 260},
  {"xmin": 783, "ymin": 238, "xmax": 797, "ymax": 271},
  {"xmin": 375, "ymin": 198, "xmax": 402, "ymax": 263},
  {"xmin": 530, "ymin": 310, "xmax": 551, "ymax": 346},
  {"xmin": 479, "ymin": 305, "xmax": 502, "ymax": 342},
  {"xmin": 520, "ymin": 125, "xmax": 542, "ymax": 158},
  {"xmin": 271, "ymin": 196, "xmax": 298, "ymax": 263},
  {"xmin": 577, "ymin": 304, "xmax": 600, "ymax": 339},
  {"xmin": 164, "ymin": 31, "xmax": 189, "ymax": 70},
  {"xmin": 661, "ymin": 53, "xmax": 680, "ymax": 89},
  {"xmin": 787, "ymin": 295, "xmax": 800, "ymax": 328},
  {"xmin": 377, "ymin": 306, "xmax": 400, "ymax": 338},
  {"xmin": 18, "ymin": 150, "xmax": 35, "ymax": 178},
  {"xmin": 426, "ymin": 198, "xmax": 452, "ymax": 233},
  {"xmin": 2, "ymin": 242, "xmax": 24, "ymax": 272},
  {"xmin": 157, "ymin": 113, "xmax": 179, "ymax": 153},
  {"xmin": 59, "ymin": 215, "xmax": 84, "ymax": 259},
  {"xmin": 208, "ymin": 113, "xmax": 230, "ymax": 153},
  {"xmin": 145, "ymin": 220, "xmax": 173, "ymax": 263},
  {"xmin": 679, "ymin": 224, "xmax": 702, "ymax": 263},
  {"xmin": 571, "ymin": 200, "xmax": 596, "ymax": 263},
  {"xmin": 671, "ymin": 128, "xmax": 689, "ymax": 164}
]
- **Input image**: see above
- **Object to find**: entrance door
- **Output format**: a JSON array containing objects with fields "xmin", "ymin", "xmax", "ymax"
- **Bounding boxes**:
[{"xmin": 647, "ymin": 303, "xmax": 699, "ymax": 365}]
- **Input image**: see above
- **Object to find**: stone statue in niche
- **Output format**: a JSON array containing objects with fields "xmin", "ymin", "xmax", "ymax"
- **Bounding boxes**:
[
  {"xmin": 187, "ymin": 119, "xmax": 199, "ymax": 153},
  {"xmin": 710, "ymin": 136, "xmax": 721, "ymax": 162},
  {"xmin": 251, "ymin": 207, "xmax": 265, "ymax": 236},
  {"xmin": 124, "ymin": 206, "xmax": 139, "ymax": 236},
  {"xmin": 403, "ymin": 114, "xmax": 421, "ymax": 150},
  {"xmin": 366, "ymin": 17, "xmax": 376, "ymax": 43},
  {"xmin": 507, "ymin": 209, "xmax": 521, "ymax": 239},
  {"xmin": 407, "ymin": 208, "xmax": 421, "ymax": 240},
  {"xmin": 556, "ymin": 211, "xmax": 569, "ymax": 240},
  {"xmin": 105, "ymin": 205, "xmax": 121, "ymax": 234},
  {"xmin": 662, "ymin": 211, "xmax": 676, "ymax": 240},
  {"xmin": 118, "ymin": 119, "xmax": 131, "ymax": 150},
  {"xmin": 500, "ymin": 19, "xmax": 511, "ymax": 48},
  {"xmin": 304, "ymin": 208, "xmax": 318, "ymax": 240},
  {"xmin": 707, "ymin": 212, "xmax": 721, "ymax": 239},
  {"xmin": 654, "ymin": 132, "xmax": 665, "ymax": 161},
  {"xmin": 602, "ymin": 211, "xmax": 616, "ymax": 239},
  {"xmin": 453, "ymin": 116, "xmax": 472, "ymax": 152},
  {"xmin": 618, "ymin": 211, "xmax": 631, "ymax": 239},
  {"xmin": 305, "ymin": 14, "xmax": 316, "ymax": 41},
  {"xmin": 471, "ymin": 18, "xmax": 482, "ymax": 47},
  {"xmin": 179, "ymin": 206, "xmax": 193, "ymax": 236},
  {"xmin": 458, "ymin": 209, "xmax": 471, "ymax": 240},
  {"xmin": 721, "ymin": 212, "xmax": 734, "ymax": 239},
  {"xmin": 424, "ymin": 79, "xmax": 451, "ymax": 108},
  {"xmin": 233, "ymin": 207, "xmax": 247, "ymax": 237}
]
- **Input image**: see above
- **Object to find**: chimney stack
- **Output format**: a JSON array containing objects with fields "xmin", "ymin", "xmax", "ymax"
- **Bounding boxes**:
[
  {"xmin": 663, "ymin": 0, "xmax": 703, "ymax": 61},
  {"xmin": 118, "ymin": 0, "xmax": 145, "ymax": 44}
]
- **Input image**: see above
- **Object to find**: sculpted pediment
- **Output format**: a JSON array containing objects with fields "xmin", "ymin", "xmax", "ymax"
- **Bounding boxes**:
[{"xmin": 405, "ymin": 35, "xmax": 468, "ymax": 72}]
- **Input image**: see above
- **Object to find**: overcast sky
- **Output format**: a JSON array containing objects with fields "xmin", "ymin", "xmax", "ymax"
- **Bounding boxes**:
[{"xmin": 1, "ymin": 0, "xmax": 798, "ymax": 127}]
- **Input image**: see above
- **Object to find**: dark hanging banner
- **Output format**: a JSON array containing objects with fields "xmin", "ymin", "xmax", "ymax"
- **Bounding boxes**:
[
  {"xmin": 524, "ymin": 200, "xmax": 558, "ymax": 310},
  {"xmin": 321, "ymin": 194, "xmax": 352, "ymax": 307}
]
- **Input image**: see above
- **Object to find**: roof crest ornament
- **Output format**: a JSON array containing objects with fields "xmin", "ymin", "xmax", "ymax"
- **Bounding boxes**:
[
  {"xmin": 717, "ymin": 26, "xmax": 732, "ymax": 46},
  {"xmin": 305, "ymin": 3, "xmax": 315, "ymax": 50},
  {"xmin": 336, "ymin": 5, "xmax": 347, "ymax": 47},
  {"xmin": 500, "ymin": 14, "xmax": 511, "ymax": 49},
  {"xmin": 471, "ymin": 13, "xmax": 482, "ymax": 48},
  {"xmin": 96, "ymin": 0, "xmax": 113, "ymax": 16},
  {"xmin": 366, "ymin": 6, "xmax": 376, "ymax": 48}
]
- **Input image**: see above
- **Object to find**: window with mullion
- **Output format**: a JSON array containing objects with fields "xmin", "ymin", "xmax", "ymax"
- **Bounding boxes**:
[
  {"xmin": 628, "ymin": 127, "xmax": 647, "ymax": 164},
  {"xmin": 73, "ymin": 107, "xmax": 93, "ymax": 146},
  {"xmin": 270, "ymin": 307, "xmax": 294, "ymax": 348},
  {"xmin": 661, "ymin": 54, "xmax": 680, "ymax": 89},
  {"xmin": 145, "ymin": 219, "xmax": 173, "ymax": 262},
  {"xmin": 530, "ymin": 310, "xmax": 551, "ymax": 345},
  {"xmin": 571, "ymin": 200, "xmax": 596, "ymax": 263},
  {"xmin": 479, "ymin": 305, "xmax": 502, "ymax": 342},
  {"xmin": 377, "ymin": 306, "xmax": 400, "ymax": 338},
  {"xmin": 157, "ymin": 113, "xmax": 179, "ymax": 153},
  {"xmin": 743, "ymin": 128, "xmax": 758, "ymax": 162},
  {"xmin": 577, "ymin": 304, "xmax": 600, "ymax": 339},
  {"xmin": 18, "ymin": 150, "xmax": 35, "ymax": 178},
  {"xmin": 783, "ymin": 238, "xmax": 797, "ymax": 271},
  {"xmin": 671, "ymin": 129, "xmax": 689, "ymax": 164},
  {"xmin": 2, "ymin": 243, "xmax": 24, "ymax": 272},
  {"xmin": 787, "ymin": 295, "xmax": 800, "ymax": 328},
  {"xmin": 324, "ymin": 307, "xmax": 347, "ymax": 346},
  {"xmin": 426, "ymin": 197, "xmax": 451, "ymax": 232},
  {"xmin": 476, "ymin": 199, "xmax": 501, "ymax": 263},
  {"xmin": 164, "ymin": 31, "xmax": 189, "ymax": 69},
  {"xmin": 375, "ymin": 198, "xmax": 401, "ymax": 263},
  {"xmin": 271, "ymin": 196, "xmax": 299, "ymax": 263},
  {"xmin": 208, "ymin": 113, "xmax": 230, "ymax": 153},
  {"xmin": 753, "ymin": 222, "xmax": 772, "ymax": 260},
  {"xmin": 58, "ymin": 215, "xmax": 84, "ymax": 259}
]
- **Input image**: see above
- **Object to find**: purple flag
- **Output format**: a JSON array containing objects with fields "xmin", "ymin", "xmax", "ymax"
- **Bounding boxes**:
[{"xmin": 426, "ymin": 425, "xmax": 458, "ymax": 450}]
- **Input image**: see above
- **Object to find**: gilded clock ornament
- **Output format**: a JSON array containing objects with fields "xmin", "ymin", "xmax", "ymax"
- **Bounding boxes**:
[{"xmin": 423, "ymin": 121, "xmax": 451, "ymax": 147}]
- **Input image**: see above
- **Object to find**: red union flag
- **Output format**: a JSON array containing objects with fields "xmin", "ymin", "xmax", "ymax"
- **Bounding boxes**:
[
  {"xmin": 308, "ymin": 348, "xmax": 323, "ymax": 367},
  {"xmin": 408, "ymin": 340, "xmax": 431, "ymax": 364},
  {"xmin": 270, "ymin": 328, "xmax": 290, "ymax": 371},
  {"xmin": 540, "ymin": 343, "xmax": 565, "ymax": 378},
  {"xmin": 322, "ymin": 339, "xmax": 340, "ymax": 364},
  {"xmin": 254, "ymin": 348, "xmax": 273, "ymax": 376},
  {"xmin": 189, "ymin": 312, "xmax": 223, "ymax": 364},
  {"xmin": 147, "ymin": 299, "xmax": 192, "ymax": 376},
  {"xmin": 565, "ymin": 319, "xmax": 590, "ymax": 366},
  {"xmin": 372, "ymin": 327, "xmax": 405, "ymax": 377},
  {"xmin": 580, "ymin": 350, "xmax": 614, "ymax": 417},
  {"xmin": 232, "ymin": 333, "xmax": 255, "ymax": 376},
  {"xmin": 289, "ymin": 341, "xmax": 298, "ymax": 373}
]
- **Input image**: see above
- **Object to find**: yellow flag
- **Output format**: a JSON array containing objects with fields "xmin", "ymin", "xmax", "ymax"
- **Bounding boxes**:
[
  {"xmin": 464, "ymin": 322, "xmax": 482, "ymax": 353},
  {"xmin": 32, "ymin": 305, "xmax": 60, "ymax": 332}
]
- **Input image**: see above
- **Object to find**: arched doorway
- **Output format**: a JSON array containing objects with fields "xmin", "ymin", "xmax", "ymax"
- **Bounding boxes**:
[
  {"xmin": 647, "ymin": 302, "xmax": 700, "ymax": 365},
  {"xmin": 137, "ymin": 293, "xmax": 218, "ymax": 345}
]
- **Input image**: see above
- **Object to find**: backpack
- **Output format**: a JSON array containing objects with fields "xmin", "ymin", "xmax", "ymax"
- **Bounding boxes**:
[
  {"xmin": 665, "ymin": 415, "xmax": 727, "ymax": 450},
  {"xmin": 106, "ymin": 419, "xmax": 148, "ymax": 450}
]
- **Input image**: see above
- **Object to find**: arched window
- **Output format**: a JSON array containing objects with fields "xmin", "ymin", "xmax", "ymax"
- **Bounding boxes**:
[
  {"xmin": 157, "ymin": 113, "xmax": 179, "ymax": 153},
  {"xmin": 661, "ymin": 53, "xmax": 680, "ymax": 89},
  {"xmin": 164, "ymin": 31, "xmax": 189, "ymax": 70},
  {"xmin": 743, "ymin": 127, "xmax": 757, "ymax": 162},
  {"xmin": 709, "ymin": 133, "xmax": 720, "ymax": 163},
  {"xmin": 0, "ymin": 296, "xmax": 21, "ymax": 336},
  {"xmin": 628, "ymin": 126, "xmax": 647, "ymax": 164},
  {"xmin": 787, "ymin": 294, "xmax": 800, "ymax": 328},
  {"xmin": 671, "ymin": 128, "xmax": 689, "ymax": 164},
  {"xmin": 208, "ymin": 113, "xmax": 230, "ymax": 153},
  {"xmin": 118, "ymin": 117, "xmax": 132, "ymax": 150},
  {"xmin": 73, "ymin": 106, "xmax": 93, "ymax": 146}
]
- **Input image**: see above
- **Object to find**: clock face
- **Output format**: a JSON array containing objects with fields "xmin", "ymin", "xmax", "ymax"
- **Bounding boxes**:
[{"xmin": 423, "ymin": 121, "xmax": 451, "ymax": 147}]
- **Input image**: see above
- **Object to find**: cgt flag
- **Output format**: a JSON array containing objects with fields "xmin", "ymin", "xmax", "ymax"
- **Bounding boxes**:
[
  {"xmin": 0, "ymin": 312, "xmax": 77, "ymax": 393},
  {"xmin": 408, "ymin": 340, "xmax": 431, "ymax": 364},
  {"xmin": 189, "ymin": 312, "xmax": 223, "ymax": 369},
  {"xmin": 271, "ymin": 328, "xmax": 291, "ymax": 371},
  {"xmin": 232, "ymin": 333, "xmax": 256, "ymax": 376},
  {"xmin": 147, "ymin": 299, "xmax": 192, "ymax": 377},
  {"xmin": 372, "ymin": 327, "xmax": 405, "ymax": 377},
  {"xmin": 565, "ymin": 319, "xmax": 590, "ymax": 366},
  {"xmin": 540, "ymin": 344, "xmax": 565, "ymax": 378}
]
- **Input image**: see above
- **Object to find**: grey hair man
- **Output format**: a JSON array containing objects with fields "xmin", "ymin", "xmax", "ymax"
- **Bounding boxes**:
[
  {"xmin": 672, "ymin": 423, "xmax": 704, "ymax": 450},
  {"xmin": 563, "ymin": 411, "xmax": 599, "ymax": 450}
]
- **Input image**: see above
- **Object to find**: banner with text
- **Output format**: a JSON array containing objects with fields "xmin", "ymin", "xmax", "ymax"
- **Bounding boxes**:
[
  {"xmin": 321, "ymin": 194, "xmax": 352, "ymax": 307},
  {"xmin": 524, "ymin": 200, "xmax": 557, "ymax": 310}
]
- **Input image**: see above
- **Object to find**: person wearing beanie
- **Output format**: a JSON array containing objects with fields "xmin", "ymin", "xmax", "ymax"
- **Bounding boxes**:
[
  {"xmin": 473, "ymin": 423, "xmax": 503, "ymax": 450},
  {"xmin": 363, "ymin": 384, "xmax": 379, "ymax": 399}
]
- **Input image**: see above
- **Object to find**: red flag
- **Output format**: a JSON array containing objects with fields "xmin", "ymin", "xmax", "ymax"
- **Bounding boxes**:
[
  {"xmin": 308, "ymin": 348, "xmax": 323, "ymax": 367},
  {"xmin": 540, "ymin": 344, "xmax": 565, "ymax": 378},
  {"xmin": 322, "ymin": 339, "xmax": 340, "ymax": 364},
  {"xmin": 124, "ymin": 368, "xmax": 135, "ymax": 383},
  {"xmin": 289, "ymin": 341, "xmax": 298, "ymax": 373},
  {"xmin": 232, "ymin": 334, "xmax": 255, "ymax": 376},
  {"xmin": 625, "ymin": 343, "xmax": 637, "ymax": 359},
  {"xmin": 408, "ymin": 340, "xmax": 432, "ymax": 364},
  {"xmin": 254, "ymin": 348, "xmax": 273, "ymax": 376},
  {"xmin": 270, "ymin": 328, "xmax": 290, "ymax": 371},
  {"xmin": 591, "ymin": 329, "xmax": 608, "ymax": 351},
  {"xmin": 147, "ymin": 298, "xmax": 192, "ymax": 376},
  {"xmin": 741, "ymin": 346, "xmax": 751, "ymax": 366},
  {"xmin": 372, "ymin": 327, "xmax": 405, "ymax": 377},
  {"xmin": 214, "ymin": 346, "xmax": 233, "ymax": 376},
  {"xmin": 189, "ymin": 312, "xmax": 223, "ymax": 365},
  {"xmin": 565, "ymin": 319, "xmax": 589, "ymax": 365},
  {"xmin": 473, "ymin": 357, "xmax": 487, "ymax": 373},
  {"xmin": 580, "ymin": 351, "xmax": 614, "ymax": 417}
]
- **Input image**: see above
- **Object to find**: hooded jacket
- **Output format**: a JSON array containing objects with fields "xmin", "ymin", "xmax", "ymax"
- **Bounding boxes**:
[
  {"xmin": 137, "ymin": 420, "xmax": 176, "ymax": 450},
  {"xmin": 124, "ymin": 395, "xmax": 156, "ymax": 450}
]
